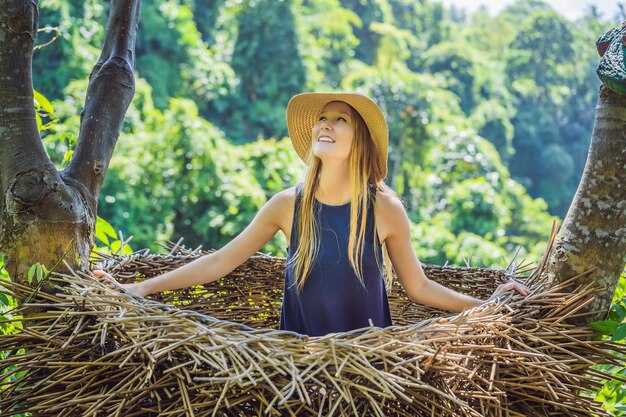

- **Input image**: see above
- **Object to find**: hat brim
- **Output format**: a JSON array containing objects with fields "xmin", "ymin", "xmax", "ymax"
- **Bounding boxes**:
[{"xmin": 286, "ymin": 92, "xmax": 388, "ymax": 183}]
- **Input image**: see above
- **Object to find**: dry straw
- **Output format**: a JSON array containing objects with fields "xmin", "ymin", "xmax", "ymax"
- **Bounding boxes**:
[{"xmin": 1, "ymin": 222, "xmax": 625, "ymax": 416}]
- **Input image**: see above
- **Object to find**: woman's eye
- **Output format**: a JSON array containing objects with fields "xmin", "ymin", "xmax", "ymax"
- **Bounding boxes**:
[
  {"xmin": 318, "ymin": 116, "xmax": 326, "ymax": 121},
  {"xmin": 338, "ymin": 117, "xmax": 346, "ymax": 122}
]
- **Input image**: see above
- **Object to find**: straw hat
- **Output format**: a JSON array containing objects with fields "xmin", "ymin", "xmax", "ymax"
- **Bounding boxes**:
[{"xmin": 286, "ymin": 92, "xmax": 388, "ymax": 182}]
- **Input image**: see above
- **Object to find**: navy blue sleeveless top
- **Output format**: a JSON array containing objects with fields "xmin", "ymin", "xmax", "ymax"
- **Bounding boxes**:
[{"xmin": 279, "ymin": 183, "xmax": 393, "ymax": 336}]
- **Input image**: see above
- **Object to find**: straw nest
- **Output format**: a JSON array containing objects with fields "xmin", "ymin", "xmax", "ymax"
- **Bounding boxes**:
[{"xmin": 1, "ymin": 224, "xmax": 625, "ymax": 417}]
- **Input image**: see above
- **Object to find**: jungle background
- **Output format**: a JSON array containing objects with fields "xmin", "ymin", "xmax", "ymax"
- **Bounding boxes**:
[
  {"xmin": 2, "ymin": 0, "xmax": 626, "ymax": 414},
  {"xmin": 26, "ymin": 0, "xmax": 608, "ymax": 265}
]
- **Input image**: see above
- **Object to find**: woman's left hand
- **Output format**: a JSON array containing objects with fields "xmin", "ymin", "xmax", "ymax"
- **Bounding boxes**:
[{"xmin": 488, "ymin": 279, "xmax": 531, "ymax": 301}]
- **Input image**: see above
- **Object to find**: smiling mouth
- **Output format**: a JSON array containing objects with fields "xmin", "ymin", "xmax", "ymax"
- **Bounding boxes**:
[{"xmin": 317, "ymin": 136, "xmax": 335, "ymax": 143}]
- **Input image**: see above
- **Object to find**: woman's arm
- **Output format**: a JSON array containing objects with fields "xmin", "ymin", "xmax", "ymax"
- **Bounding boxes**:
[
  {"xmin": 94, "ymin": 189, "xmax": 291, "ymax": 297},
  {"xmin": 377, "ymin": 193, "xmax": 529, "ymax": 312},
  {"xmin": 410, "ymin": 278, "xmax": 485, "ymax": 312}
]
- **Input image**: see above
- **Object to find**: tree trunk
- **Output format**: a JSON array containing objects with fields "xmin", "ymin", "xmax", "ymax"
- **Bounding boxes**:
[
  {"xmin": 0, "ymin": 0, "xmax": 140, "ymax": 304},
  {"xmin": 543, "ymin": 84, "xmax": 626, "ymax": 327}
]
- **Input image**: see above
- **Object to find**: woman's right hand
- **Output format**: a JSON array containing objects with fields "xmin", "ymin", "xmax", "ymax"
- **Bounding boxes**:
[{"xmin": 92, "ymin": 270, "xmax": 147, "ymax": 297}]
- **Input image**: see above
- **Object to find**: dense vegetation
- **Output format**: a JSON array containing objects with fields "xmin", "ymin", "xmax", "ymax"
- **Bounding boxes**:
[{"xmin": 36, "ymin": 0, "xmax": 612, "ymax": 267}]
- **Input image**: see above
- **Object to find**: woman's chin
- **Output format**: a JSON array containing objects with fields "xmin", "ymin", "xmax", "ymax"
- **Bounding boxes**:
[{"xmin": 312, "ymin": 146, "xmax": 344, "ymax": 160}]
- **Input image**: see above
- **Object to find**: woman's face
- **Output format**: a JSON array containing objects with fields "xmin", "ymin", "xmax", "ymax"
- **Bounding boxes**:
[{"xmin": 311, "ymin": 101, "xmax": 354, "ymax": 163}]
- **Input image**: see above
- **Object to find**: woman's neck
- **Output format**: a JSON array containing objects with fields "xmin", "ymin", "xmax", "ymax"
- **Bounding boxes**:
[{"xmin": 316, "ymin": 161, "xmax": 351, "ymax": 205}]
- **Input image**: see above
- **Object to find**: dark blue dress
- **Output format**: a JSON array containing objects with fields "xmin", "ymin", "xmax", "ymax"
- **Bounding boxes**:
[{"xmin": 279, "ymin": 183, "xmax": 393, "ymax": 336}]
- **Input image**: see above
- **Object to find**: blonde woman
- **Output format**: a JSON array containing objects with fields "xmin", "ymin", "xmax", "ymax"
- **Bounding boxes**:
[{"xmin": 94, "ymin": 92, "xmax": 530, "ymax": 337}]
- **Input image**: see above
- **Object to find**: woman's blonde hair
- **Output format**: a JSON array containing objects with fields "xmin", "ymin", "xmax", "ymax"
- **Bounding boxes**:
[{"xmin": 287, "ymin": 102, "xmax": 400, "ymax": 293}]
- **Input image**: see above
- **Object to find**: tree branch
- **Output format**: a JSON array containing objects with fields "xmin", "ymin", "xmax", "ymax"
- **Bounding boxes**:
[
  {"xmin": 0, "ymin": 0, "xmax": 55, "ymax": 224},
  {"xmin": 63, "ymin": 0, "xmax": 141, "ymax": 199}
]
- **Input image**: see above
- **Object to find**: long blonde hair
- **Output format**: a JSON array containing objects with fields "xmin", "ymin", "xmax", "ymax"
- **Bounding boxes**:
[{"xmin": 287, "ymin": 102, "xmax": 400, "ymax": 293}]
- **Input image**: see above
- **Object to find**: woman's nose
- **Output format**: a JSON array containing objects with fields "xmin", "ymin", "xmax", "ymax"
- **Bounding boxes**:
[{"xmin": 320, "ymin": 120, "xmax": 332, "ymax": 130}]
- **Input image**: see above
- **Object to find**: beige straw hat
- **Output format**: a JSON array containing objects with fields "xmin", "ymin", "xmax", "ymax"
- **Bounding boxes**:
[{"xmin": 286, "ymin": 92, "xmax": 389, "ymax": 182}]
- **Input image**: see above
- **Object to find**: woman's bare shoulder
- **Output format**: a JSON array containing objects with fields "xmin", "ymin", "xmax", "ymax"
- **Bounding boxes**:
[
  {"xmin": 373, "ymin": 188, "xmax": 407, "ymax": 244},
  {"xmin": 373, "ymin": 187, "xmax": 405, "ymax": 214},
  {"xmin": 271, "ymin": 185, "xmax": 297, "ymax": 206},
  {"xmin": 267, "ymin": 186, "xmax": 298, "ymax": 236},
  {"xmin": 265, "ymin": 185, "xmax": 297, "ymax": 218}
]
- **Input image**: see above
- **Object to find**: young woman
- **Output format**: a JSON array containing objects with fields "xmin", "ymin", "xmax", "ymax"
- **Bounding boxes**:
[{"xmin": 94, "ymin": 92, "xmax": 530, "ymax": 337}]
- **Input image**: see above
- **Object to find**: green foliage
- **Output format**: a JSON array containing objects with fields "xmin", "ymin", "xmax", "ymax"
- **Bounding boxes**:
[
  {"xmin": 27, "ymin": 263, "xmax": 49, "ymax": 286},
  {"xmin": 296, "ymin": 0, "xmax": 361, "ymax": 89},
  {"xmin": 223, "ymin": 0, "xmax": 306, "ymax": 142},
  {"xmin": 34, "ymin": 89, "xmax": 75, "ymax": 170},
  {"xmin": 33, "ymin": 89, "xmax": 57, "ymax": 132},
  {"xmin": 190, "ymin": 0, "xmax": 225, "ymax": 45},
  {"xmin": 92, "ymin": 216, "xmax": 133, "ymax": 258},
  {"xmin": 0, "ymin": 255, "xmax": 12, "ymax": 310},
  {"xmin": 338, "ymin": 0, "xmax": 392, "ymax": 64},
  {"xmin": 503, "ymin": 8, "xmax": 598, "ymax": 217},
  {"xmin": 136, "ymin": 0, "xmax": 237, "ymax": 110},
  {"xmin": 405, "ymin": 128, "xmax": 557, "ymax": 266},
  {"xmin": 469, "ymin": 99, "xmax": 515, "ymax": 161},
  {"xmin": 0, "ymin": 254, "xmax": 25, "ymax": 400},
  {"xmin": 239, "ymin": 137, "xmax": 304, "ymax": 196},
  {"xmin": 590, "ymin": 271, "xmax": 626, "ymax": 416},
  {"xmin": 94, "ymin": 84, "xmax": 273, "ymax": 253},
  {"xmin": 445, "ymin": 178, "xmax": 510, "ymax": 237},
  {"xmin": 507, "ymin": 10, "xmax": 575, "ymax": 86},
  {"xmin": 33, "ymin": 0, "xmax": 604, "ymax": 220},
  {"xmin": 39, "ymin": 81, "xmax": 81, "ymax": 170},
  {"xmin": 388, "ymin": 0, "xmax": 449, "ymax": 64},
  {"xmin": 37, "ymin": 0, "xmax": 582, "ymax": 270},
  {"xmin": 33, "ymin": 0, "xmax": 104, "ymax": 100},
  {"xmin": 420, "ymin": 42, "xmax": 480, "ymax": 114}
]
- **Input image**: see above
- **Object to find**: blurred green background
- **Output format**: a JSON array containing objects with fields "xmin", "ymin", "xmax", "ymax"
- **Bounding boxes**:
[{"xmin": 32, "ymin": 0, "xmax": 616, "ymax": 268}]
